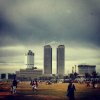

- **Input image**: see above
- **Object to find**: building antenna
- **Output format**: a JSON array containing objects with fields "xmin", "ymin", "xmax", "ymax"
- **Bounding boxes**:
[
  {"xmin": 75, "ymin": 65, "xmax": 76, "ymax": 73},
  {"xmin": 72, "ymin": 67, "xmax": 74, "ymax": 74}
]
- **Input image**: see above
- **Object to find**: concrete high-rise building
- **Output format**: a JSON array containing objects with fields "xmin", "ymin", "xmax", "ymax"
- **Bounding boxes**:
[
  {"xmin": 44, "ymin": 45, "xmax": 52, "ymax": 75},
  {"xmin": 57, "ymin": 45, "xmax": 65, "ymax": 75},
  {"xmin": 26, "ymin": 50, "xmax": 34, "ymax": 68}
]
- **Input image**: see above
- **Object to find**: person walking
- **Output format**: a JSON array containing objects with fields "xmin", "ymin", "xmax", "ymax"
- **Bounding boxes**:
[
  {"xmin": 11, "ymin": 78, "xmax": 18, "ymax": 94},
  {"xmin": 92, "ymin": 80, "xmax": 96, "ymax": 88},
  {"xmin": 66, "ymin": 81, "xmax": 76, "ymax": 100},
  {"xmin": 30, "ymin": 80, "xmax": 37, "ymax": 92},
  {"xmin": 35, "ymin": 80, "xmax": 38, "ymax": 88}
]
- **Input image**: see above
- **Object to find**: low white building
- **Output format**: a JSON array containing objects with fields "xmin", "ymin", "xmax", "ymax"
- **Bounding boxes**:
[
  {"xmin": 78, "ymin": 64, "xmax": 96, "ymax": 75},
  {"xmin": 16, "ymin": 68, "xmax": 43, "ymax": 80}
]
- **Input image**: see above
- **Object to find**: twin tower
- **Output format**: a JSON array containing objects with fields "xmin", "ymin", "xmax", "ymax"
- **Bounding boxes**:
[{"xmin": 44, "ymin": 45, "xmax": 65, "ymax": 75}]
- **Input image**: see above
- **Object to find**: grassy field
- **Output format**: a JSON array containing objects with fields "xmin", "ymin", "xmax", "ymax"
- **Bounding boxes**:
[{"xmin": 0, "ymin": 81, "xmax": 100, "ymax": 100}]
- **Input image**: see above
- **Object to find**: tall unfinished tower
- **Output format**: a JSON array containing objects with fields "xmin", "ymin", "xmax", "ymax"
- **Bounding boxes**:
[{"xmin": 26, "ymin": 50, "xmax": 34, "ymax": 68}]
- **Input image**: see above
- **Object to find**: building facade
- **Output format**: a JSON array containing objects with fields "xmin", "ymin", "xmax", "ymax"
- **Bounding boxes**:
[
  {"xmin": 78, "ymin": 65, "xmax": 96, "ymax": 75},
  {"xmin": 16, "ymin": 50, "xmax": 43, "ymax": 80},
  {"xmin": 57, "ymin": 45, "xmax": 65, "ymax": 75},
  {"xmin": 44, "ymin": 45, "xmax": 52, "ymax": 75},
  {"xmin": 26, "ymin": 50, "xmax": 34, "ymax": 68},
  {"xmin": 0, "ymin": 73, "xmax": 16, "ymax": 80},
  {"xmin": 16, "ymin": 68, "xmax": 42, "ymax": 81}
]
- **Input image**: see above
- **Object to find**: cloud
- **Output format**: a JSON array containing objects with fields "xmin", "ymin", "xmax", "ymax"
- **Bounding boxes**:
[
  {"xmin": 0, "ymin": 0, "xmax": 100, "ymax": 48},
  {"xmin": 45, "ymin": 41, "xmax": 59, "ymax": 46}
]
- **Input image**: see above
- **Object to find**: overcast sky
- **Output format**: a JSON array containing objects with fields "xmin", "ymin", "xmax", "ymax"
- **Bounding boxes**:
[{"xmin": 0, "ymin": 0, "xmax": 100, "ymax": 74}]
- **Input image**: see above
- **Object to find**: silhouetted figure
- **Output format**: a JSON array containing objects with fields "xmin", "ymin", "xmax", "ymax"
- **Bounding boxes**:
[
  {"xmin": 67, "ymin": 82, "xmax": 76, "ymax": 100},
  {"xmin": 35, "ymin": 80, "xmax": 38, "ymax": 87},
  {"xmin": 30, "ymin": 80, "xmax": 37, "ymax": 92},
  {"xmin": 92, "ymin": 80, "xmax": 96, "ymax": 88},
  {"xmin": 86, "ymin": 81, "xmax": 90, "ymax": 87},
  {"xmin": 11, "ymin": 78, "xmax": 18, "ymax": 94}
]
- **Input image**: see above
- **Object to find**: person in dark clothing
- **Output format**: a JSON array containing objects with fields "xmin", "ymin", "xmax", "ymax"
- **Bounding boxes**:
[
  {"xmin": 30, "ymin": 80, "xmax": 37, "ymax": 92},
  {"xmin": 92, "ymin": 80, "xmax": 96, "ymax": 88},
  {"xmin": 67, "ymin": 82, "xmax": 76, "ymax": 100},
  {"xmin": 35, "ymin": 80, "xmax": 38, "ymax": 88},
  {"xmin": 11, "ymin": 78, "xmax": 18, "ymax": 94},
  {"xmin": 86, "ymin": 81, "xmax": 90, "ymax": 87}
]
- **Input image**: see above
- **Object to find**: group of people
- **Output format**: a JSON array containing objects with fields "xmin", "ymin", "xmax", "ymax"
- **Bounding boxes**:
[
  {"xmin": 10, "ymin": 78, "xmax": 76, "ymax": 100},
  {"xmin": 11, "ymin": 78, "xmax": 39, "ymax": 94},
  {"xmin": 66, "ymin": 79, "xmax": 99, "ymax": 100},
  {"xmin": 86, "ymin": 80, "xmax": 97, "ymax": 88}
]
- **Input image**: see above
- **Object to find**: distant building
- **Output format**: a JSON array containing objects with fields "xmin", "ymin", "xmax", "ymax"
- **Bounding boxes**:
[
  {"xmin": 57, "ymin": 45, "xmax": 65, "ymax": 75},
  {"xmin": 0, "ymin": 73, "xmax": 16, "ymax": 79},
  {"xmin": 16, "ymin": 50, "xmax": 43, "ymax": 80},
  {"xmin": 16, "ymin": 68, "xmax": 42, "ymax": 81},
  {"xmin": 78, "ymin": 64, "xmax": 96, "ymax": 75},
  {"xmin": 26, "ymin": 50, "xmax": 34, "ymax": 68},
  {"xmin": 0, "ymin": 73, "xmax": 6, "ymax": 79},
  {"xmin": 44, "ymin": 45, "xmax": 52, "ymax": 75}
]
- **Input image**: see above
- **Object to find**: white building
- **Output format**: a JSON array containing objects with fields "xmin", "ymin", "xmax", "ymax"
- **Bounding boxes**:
[
  {"xmin": 26, "ymin": 50, "xmax": 34, "ymax": 68},
  {"xmin": 16, "ymin": 50, "xmax": 43, "ymax": 80},
  {"xmin": 78, "ymin": 65, "xmax": 96, "ymax": 75},
  {"xmin": 16, "ymin": 68, "xmax": 43, "ymax": 80}
]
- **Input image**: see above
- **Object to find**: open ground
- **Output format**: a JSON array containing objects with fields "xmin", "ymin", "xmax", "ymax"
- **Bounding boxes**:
[{"xmin": 0, "ymin": 82, "xmax": 100, "ymax": 100}]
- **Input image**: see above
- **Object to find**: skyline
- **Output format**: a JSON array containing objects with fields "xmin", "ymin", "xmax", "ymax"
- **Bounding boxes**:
[
  {"xmin": 0, "ymin": 0, "xmax": 100, "ymax": 74},
  {"xmin": 0, "ymin": 44, "xmax": 99, "ymax": 74}
]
